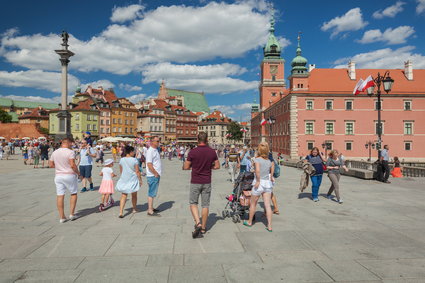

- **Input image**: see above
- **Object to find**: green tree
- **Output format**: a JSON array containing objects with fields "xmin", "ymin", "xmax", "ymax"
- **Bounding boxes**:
[
  {"xmin": 0, "ymin": 109, "xmax": 12, "ymax": 123},
  {"xmin": 226, "ymin": 121, "xmax": 243, "ymax": 141},
  {"xmin": 38, "ymin": 127, "xmax": 49, "ymax": 135}
]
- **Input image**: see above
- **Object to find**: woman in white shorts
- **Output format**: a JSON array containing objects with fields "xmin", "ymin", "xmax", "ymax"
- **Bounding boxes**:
[{"xmin": 243, "ymin": 142, "xmax": 275, "ymax": 232}]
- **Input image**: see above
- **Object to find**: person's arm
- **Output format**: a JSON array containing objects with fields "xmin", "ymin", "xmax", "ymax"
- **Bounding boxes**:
[
  {"xmin": 69, "ymin": 158, "xmax": 80, "ymax": 176},
  {"xmin": 146, "ymin": 150, "xmax": 159, "ymax": 177},
  {"xmin": 254, "ymin": 161, "xmax": 260, "ymax": 188},
  {"xmin": 183, "ymin": 160, "xmax": 191, "ymax": 170},
  {"xmin": 270, "ymin": 161, "xmax": 275, "ymax": 182},
  {"xmin": 49, "ymin": 160, "xmax": 55, "ymax": 168},
  {"xmin": 213, "ymin": 159, "xmax": 220, "ymax": 170},
  {"xmin": 88, "ymin": 147, "xmax": 96, "ymax": 158},
  {"xmin": 134, "ymin": 163, "xmax": 143, "ymax": 185},
  {"xmin": 147, "ymin": 162, "xmax": 159, "ymax": 177},
  {"xmin": 119, "ymin": 165, "xmax": 123, "ymax": 175}
]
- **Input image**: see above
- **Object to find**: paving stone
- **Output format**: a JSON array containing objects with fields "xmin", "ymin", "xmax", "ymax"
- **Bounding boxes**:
[
  {"xmin": 0, "ymin": 271, "xmax": 25, "ymax": 283},
  {"xmin": 76, "ymin": 266, "xmax": 169, "ymax": 282},
  {"xmin": 236, "ymin": 231, "xmax": 311, "ymax": 252},
  {"xmin": 174, "ymin": 231, "xmax": 244, "ymax": 254},
  {"xmin": 258, "ymin": 250, "xmax": 329, "ymax": 263},
  {"xmin": 147, "ymin": 254, "xmax": 183, "ymax": 266},
  {"xmin": 183, "ymin": 252, "xmax": 261, "ymax": 266},
  {"xmin": 169, "ymin": 265, "xmax": 227, "ymax": 283},
  {"xmin": 0, "ymin": 257, "xmax": 84, "ymax": 272},
  {"xmin": 315, "ymin": 260, "xmax": 381, "ymax": 281},
  {"xmin": 357, "ymin": 258, "xmax": 425, "ymax": 280},
  {"xmin": 0, "ymin": 236, "xmax": 54, "ymax": 259},
  {"xmin": 27, "ymin": 235, "xmax": 117, "ymax": 258},
  {"xmin": 105, "ymin": 233, "xmax": 175, "ymax": 256},
  {"xmin": 79, "ymin": 256, "xmax": 148, "ymax": 269},
  {"xmin": 15, "ymin": 269, "xmax": 83, "ymax": 282}
]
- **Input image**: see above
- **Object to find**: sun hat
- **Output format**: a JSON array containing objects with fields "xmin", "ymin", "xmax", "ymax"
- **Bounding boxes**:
[{"xmin": 104, "ymin": 159, "xmax": 114, "ymax": 166}]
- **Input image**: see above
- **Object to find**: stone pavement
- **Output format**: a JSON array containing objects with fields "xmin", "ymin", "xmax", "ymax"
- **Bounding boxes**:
[{"xmin": 1, "ymin": 153, "xmax": 425, "ymax": 282}]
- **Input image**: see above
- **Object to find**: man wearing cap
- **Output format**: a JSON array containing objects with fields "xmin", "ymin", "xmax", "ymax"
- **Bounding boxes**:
[
  {"xmin": 78, "ymin": 139, "xmax": 96, "ymax": 192},
  {"xmin": 226, "ymin": 145, "xmax": 240, "ymax": 183},
  {"xmin": 84, "ymin": 132, "xmax": 93, "ymax": 146}
]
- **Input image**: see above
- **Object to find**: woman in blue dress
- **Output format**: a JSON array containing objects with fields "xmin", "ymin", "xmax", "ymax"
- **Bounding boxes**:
[{"xmin": 116, "ymin": 145, "xmax": 143, "ymax": 218}]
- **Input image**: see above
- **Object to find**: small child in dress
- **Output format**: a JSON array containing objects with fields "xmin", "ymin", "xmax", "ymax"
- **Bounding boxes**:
[{"xmin": 98, "ymin": 159, "xmax": 116, "ymax": 211}]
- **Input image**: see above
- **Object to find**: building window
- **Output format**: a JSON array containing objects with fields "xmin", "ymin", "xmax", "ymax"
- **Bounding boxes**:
[
  {"xmin": 404, "ymin": 101, "xmax": 411, "ymax": 111},
  {"xmin": 87, "ymin": 114, "xmax": 91, "ymax": 121},
  {"xmin": 346, "ymin": 142, "xmax": 352, "ymax": 151},
  {"xmin": 272, "ymin": 75, "xmax": 276, "ymax": 81},
  {"xmin": 93, "ymin": 124, "xmax": 97, "ymax": 131},
  {"xmin": 87, "ymin": 124, "xmax": 91, "ymax": 131},
  {"xmin": 345, "ymin": 100, "xmax": 353, "ymax": 110},
  {"xmin": 271, "ymin": 92, "xmax": 276, "ymax": 97},
  {"xmin": 101, "ymin": 128, "xmax": 104, "ymax": 133},
  {"xmin": 306, "ymin": 100, "xmax": 313, "ymax": 110},
  {"xmin": 107, "ymin": 128, "xmax": 110, "ymax": 133},
  {"xmin": 325, "ymin": 122, "xmax": 334, "ymax": 135},
  {"xmin": 345, "ymin": 122, "xmax": 354, "ymax": 135},
  {"xmin": 101, "ymin": 120, "xmax": 104, "ymax": 125},
  {"xmin": 75, "ymin": 124, "xmax": 79, "ymax": 131},
  {"xmin": 307, "ymin": 142, "xmax": 314, "ymax": 150},
  {"xmin": 106, "ymin": 119, "xmax": 109, "ymax": 125},
  {"xmin": 113, "ymin": 127, "xmax": 116, "ymax": 133},
  {"xmin": 325, "ymin": 100, "xmax": 333, "ymax": 110},
  {"xmin": 405, "ymin": 142, "xmax": 412, "ymax": 151},
  {"xmin": 404, "ymin": 122, "xmax": 413, "ymax": 135},
  {"xmin": 125, "ymin": 127, "xmax": 128, "ymax": 133},
  {"xmin": 94, "ymin": 115, "xmax": 97, "ymax": 121},
  {"xmin": 113, "ymin": 118, "xmax": 116, "ymax": 124},
  {"xmin": 75, "ymin": 114, "xmax": 79, "ymax": 121},
  {"xmin": 305, "ymin": 122, "xmax": 314, "ymax": 135}
]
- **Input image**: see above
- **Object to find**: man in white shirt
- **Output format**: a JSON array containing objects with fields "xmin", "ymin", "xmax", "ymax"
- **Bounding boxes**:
[
  {"xmin": 78, "ymin": 140, "xmax": 97, "ymax": 192},
  {"xmin": 146, "ymin": 136, "xmax": 162, "ymax": 216}
]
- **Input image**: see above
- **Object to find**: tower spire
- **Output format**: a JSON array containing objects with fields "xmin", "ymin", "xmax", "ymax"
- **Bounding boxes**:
[
  {"xmin": 263, "ymin": 11, "xmax": 281, "ymax": 59},
  {"xmin": 296, "ymin": 32, "xmax": 302, "ymax": 56}
]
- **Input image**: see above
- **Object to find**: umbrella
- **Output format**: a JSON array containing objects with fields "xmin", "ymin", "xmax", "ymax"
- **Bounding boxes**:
[
  {"xmin": 22, "ymin": 137, "xmax": 30, "ymax": 140},
  {"xmin": 0, "ymin": 137, "xmax": 5, "ymax": 140},
  {"xmin": 99, "ymin": 137, "xmax": 119, "ymax": 143}
]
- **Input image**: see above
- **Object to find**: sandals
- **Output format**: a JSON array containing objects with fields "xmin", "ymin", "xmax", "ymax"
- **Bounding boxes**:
[
  {"xmin": 192, "ymin": 223, "xmax": 202, "ymax": 239},
  {"xmin": 243, "ymin": 221, "xmax": 252, "ymax": 227},
  {"xmin": 273, "ymin": 210, "xmax": 280, "ymax": 215},
  {"xmin": 265, "ymin": 227, "xmax": 273, "ymax": 232}
]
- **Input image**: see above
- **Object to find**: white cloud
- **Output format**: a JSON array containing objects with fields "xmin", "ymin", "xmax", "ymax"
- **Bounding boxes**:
[
  {"xmin": 0, "ymin": 2, "xmax": 278, "ymax": 76},
  {"xmin": 210, "ymin": 103, "xmax": 252, "ymax": 120},
  {"xmin": 0, "ymin": 94, "xmax": 61, "ymax": 103},
  {"xmin": 357, "ymin": 26, "xmax": 415, "ymax": 45},
  {"xmin": 417, "ymin": 0, "xmax": 425, "ymax": 14},
  {"xmin": 321, "ymin": 8, "xmax": 368, "ymax": 38},
  {"xmin": 119, "ymin": 83, "xmax": 142, "ymax": 92},
  {"xmin": 80, "ymin": 80, "xmax": 115, "ymax": 92},
  {"xmin": 141, "ymin": 62, "xmax": 257, "ymax": 94},
  {"xmin": 333, "ymin": 46, "xmax": 425, "ymax": 69},
  {"xmin": 110, "ymin": 4, "xmax": 144, "ymax": 23},
  {"xmin": 373, "ymin": 1, "xmax": 405, "ymax": 19},
  {"xmin": 127, "ymin": 93, "xmax": 148, "ymax": 103},
  {"xmin": 0, "ymin": 70, "xmax": 80, "ymax": 93}
]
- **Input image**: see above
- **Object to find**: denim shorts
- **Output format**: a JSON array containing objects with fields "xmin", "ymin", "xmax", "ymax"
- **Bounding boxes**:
[
  {"xmin": 147, "ymin": 176, "xmax": 160, "ymax": 197},
  {"xmin": 79, "ymin": 165, "xmax": 92, "ymax": 178}
]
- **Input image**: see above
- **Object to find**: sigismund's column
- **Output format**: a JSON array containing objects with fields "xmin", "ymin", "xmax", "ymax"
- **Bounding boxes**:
[{"xmin": 55, "ymin": 31, "xmax": 74, "ymax": 140}]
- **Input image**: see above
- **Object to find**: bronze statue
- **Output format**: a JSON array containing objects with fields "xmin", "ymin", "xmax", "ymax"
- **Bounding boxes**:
[{"xmin": 61, "ymin": 30, "xmax": 69, "ymax": 47}]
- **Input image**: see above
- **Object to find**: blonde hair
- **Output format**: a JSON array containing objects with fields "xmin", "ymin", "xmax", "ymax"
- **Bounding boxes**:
[
  {"xmin": 256, "ymin": 142, "xmax": 270, "ymax": 159},
  {"xmin": 329, "ymin": 150, "xmax": 339, "ymax": 158}
]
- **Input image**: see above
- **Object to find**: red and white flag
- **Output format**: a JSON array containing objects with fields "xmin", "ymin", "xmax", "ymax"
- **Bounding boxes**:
[
  {"xmin": 353, "ymin": 78, "xmax": 364, "ymax": 95},
  {"xmin": 360, "ymin": 75, "xmax": 375, "ymax": 92},
  {"xmin": 240, "ymin": 128, "xmax": 248, "ymax": 132},
  {"xmin": 261, "ymin": 118, "xmax": 267, "ymax": 126}
]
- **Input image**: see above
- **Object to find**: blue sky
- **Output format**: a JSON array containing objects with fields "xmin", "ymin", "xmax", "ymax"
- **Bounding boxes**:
[{"xmin": 1, "ymin": 0, "xmax": 424, "ymax": 121}]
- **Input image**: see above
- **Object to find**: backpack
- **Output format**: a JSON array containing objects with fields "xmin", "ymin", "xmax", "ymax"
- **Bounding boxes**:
[{"xmin": 273, "ymin": 160, "xmax": 281, "ymax": 178}]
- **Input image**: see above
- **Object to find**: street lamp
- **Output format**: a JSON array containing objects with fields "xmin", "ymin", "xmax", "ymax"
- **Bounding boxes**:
[
  {"xmin": 364, "ymin": 141, "xmax": 375, "ymax": 162},
  {"xmin": 366, "ymin": 71, "xmax": 394, "ymax": 158},
  {"xmin": 268, "ymin": 116, "xmax": 276, "ymax": 152}
]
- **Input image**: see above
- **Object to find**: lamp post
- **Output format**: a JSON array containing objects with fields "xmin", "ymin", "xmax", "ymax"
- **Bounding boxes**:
[
  {"xmin": 55, "ymin": 31, "xmax": 74, "ymax": 140},
  {"xmin": 268, "ymin": 116, "xmax": 276, "ymax": 152},
  {"xmin": 365, "ymin": 141, "xmax": 375, "ymax": 162},
  {"xmin": 366, "ymin": 71, "xmax": 394, "ymax": 159}
]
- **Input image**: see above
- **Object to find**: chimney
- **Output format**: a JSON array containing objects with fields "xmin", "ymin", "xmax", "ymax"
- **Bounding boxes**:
[
  {"xmin": 308, "ymin": 64, "xmax": 316, "ymax": 72},
  {"xmin": 404, "ymin": 60, "xmax": 413, "ymax": 80},
  {"xmin": 348, "ymin": 61, "xmax": 356, "ymax": 80}
]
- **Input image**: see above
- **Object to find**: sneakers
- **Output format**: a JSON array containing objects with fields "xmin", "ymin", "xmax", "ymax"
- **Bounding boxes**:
[
  {"xmin": 59, "ymin": 218, "xmax": 67, "ymax": 223},
  {"xmin": 81, "ymin": 187, "xmax": 87, "ymax": 192},
  {"xmin": 89, "ymin": 183, "xmax": 94, "ymax": 191},
  {"xmin": 338, "ymin": 199, "xmax": 344, "ymax": 204},
  {"xmin": 327, "ymin": 195, "xmax": 333, "ymax": 200},
  {"xmin": 69, "ymin": 214, "xmax": 78, "ymax": 221},
  {"xmin": 313, "ymin": 198, "xmax": 319, "ymax": 202}
]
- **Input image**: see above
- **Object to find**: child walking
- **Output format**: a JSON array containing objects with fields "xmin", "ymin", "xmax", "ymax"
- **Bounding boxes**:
[
  {"xmin": 116, "ymin": 145, "xmax": 143, "ymax": 218},
  {"xmin": 98, "ymin": 159, "xmax": 116, "ymax": 211}
]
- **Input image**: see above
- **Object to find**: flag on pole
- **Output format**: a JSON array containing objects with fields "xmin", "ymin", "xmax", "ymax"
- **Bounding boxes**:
[
  {"xmin": 353, "ymin": 78, "xmax": 364, "ymax": 95},
  {"xmin": 240, "ymin": 128, "xmax": 248, "ymax": 133},
  {"xmin": 261, "ymin": 118, "xmax": 267, "ymax": 126},
  {"xmin": 360, "ymin": 75, "xmax": 375, "ymax": 92}
]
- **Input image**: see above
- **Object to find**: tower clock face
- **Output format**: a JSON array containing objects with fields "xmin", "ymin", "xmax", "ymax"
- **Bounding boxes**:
[{"xmin": 270, "ymin": 65, "xmax": 278, "ymax": 75}]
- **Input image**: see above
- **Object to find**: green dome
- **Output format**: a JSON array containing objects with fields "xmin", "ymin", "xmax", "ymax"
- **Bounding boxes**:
[
  {"xmin": 290, "ymin": 35, "xmax": 308, "ymax": 74},
  {"xmin": 263, "ymin": 17, "xmax": 281, "ymax": 59},
  {"xmin": 76, "ymin": 86, "xmax": 81, "ymax": 93}
]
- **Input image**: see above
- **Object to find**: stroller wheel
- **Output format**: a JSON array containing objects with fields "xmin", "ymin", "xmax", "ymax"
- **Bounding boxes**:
[
  {"xmin": 226, "ymin": 210, "xmax": 231, "ymax": 217},
  {"xmin": 222, "ymin": 210, "xmax": 227, "ymax": 218},
  {"xmin": 232, "ymin": 214, "xmax": 241, "ymax": 223}
]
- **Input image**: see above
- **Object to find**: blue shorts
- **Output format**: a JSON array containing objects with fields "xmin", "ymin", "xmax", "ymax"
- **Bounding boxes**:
[
  {"xmin": 23, "ymin": 153, "xmax": 28, "ymax": 159},
  {"xmin": 79, "ymin": 165, "xmax": 92, "ymax": 178},
  {"xmin": 41, "ymin": 154, "xmax": 49, "ymax": 161},
  {"xmin": 147, "ymin": 176, "xmax": 160, "ymax": 198}
]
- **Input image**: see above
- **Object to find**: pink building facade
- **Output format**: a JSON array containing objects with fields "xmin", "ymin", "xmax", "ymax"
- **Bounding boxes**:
[{"xmin": 251, "ymin": 22, "xmax": 425, "ymax": 161}]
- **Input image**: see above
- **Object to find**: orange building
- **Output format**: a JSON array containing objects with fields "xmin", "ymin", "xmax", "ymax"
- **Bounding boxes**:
[{"xmin": 18, "ymin": 106, "xmax": 49, "ymax": 129}]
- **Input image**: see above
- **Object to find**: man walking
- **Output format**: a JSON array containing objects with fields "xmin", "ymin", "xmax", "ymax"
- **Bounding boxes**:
[
  {"xmin": 49, "ymin": 138, "xmax": 80, "ymax": 223},
  {"xmin": 226, "ymin": 145, "xmax": 240, "ymax": 183},
  {"xmin": 39, "ymin": 141, "xmax": 50, "ymax": 168},
  {"xmin": 78, "ymin": 140, "xmax": 96, "ymax": 192},
  {"xmin": 183, "ymin": 132, "xmax": 220, "ymax": 238},
  {"xmin": 146, "ymin": 136, "xmax": 162, "ymax": 216},
  {"xmin": 378, "ymin": 145, "xmax": 391, "ymax": 183}
]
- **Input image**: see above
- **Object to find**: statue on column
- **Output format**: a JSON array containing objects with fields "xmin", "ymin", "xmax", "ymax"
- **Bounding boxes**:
[{"xmin": 61, "ymin": 30, "xmax": 69, "ymax": 47}]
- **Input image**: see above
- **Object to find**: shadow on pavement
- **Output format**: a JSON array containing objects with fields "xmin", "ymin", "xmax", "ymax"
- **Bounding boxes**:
[
  {"xmin": 206, "ymin": 212, "xmax": 221, "ymax": 231},
  {"xmin": 298, "ymin": 192, "xmax": 312, "ymax": 199},
  {"xmin": 156, "ymin": 200, "xmax": 175, "ymax": 212}
]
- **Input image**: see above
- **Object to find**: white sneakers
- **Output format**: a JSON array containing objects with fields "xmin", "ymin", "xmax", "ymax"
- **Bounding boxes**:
[
  {"xmin": 59, "ymin": 218, "xmax": 67, "ymax": 223},
  {"xmin": 338, "ymin": 199, "xmax": 344, "ymax": 204},
  {"xmin": 59, "ymin": 215, "xmax": 78, "ymax": 223}
]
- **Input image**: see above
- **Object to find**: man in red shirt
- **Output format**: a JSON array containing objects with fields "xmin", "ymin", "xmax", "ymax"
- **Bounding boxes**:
[{"xmin": 183, "ymin": 132, "xmax": 220, "ymax": 238}]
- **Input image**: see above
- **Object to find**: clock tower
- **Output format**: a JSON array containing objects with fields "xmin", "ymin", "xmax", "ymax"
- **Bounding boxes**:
[{"xmin": 259, "ymin": 16, "xmax": 285, "ymax": 111}]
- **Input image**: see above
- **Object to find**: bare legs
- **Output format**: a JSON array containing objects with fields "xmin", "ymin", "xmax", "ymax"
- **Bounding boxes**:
[
  {"xmin": 148, "ymin": 197, "xmax": 154, "ymax": 214},
  {"xmin": 271, "ymin": 193, "xmax": 279, "ymax": 213},
  {"xmin": 246, "ymin": 195, "xmax": 260, "ymax": 225},
  {"xmin": 190, "ymin": 205, "xmax": 209, "ymax": 231},
  {"xmin": 119, "ymin": 192, "xmax": 138, "ymax": 217},
  {"xmin": 246, "ymin": 193, "xmax": 272, "ymax": 230},
  {"xmin": 57, "ymin": 193, "xmax": 77, "ymax": 219}
]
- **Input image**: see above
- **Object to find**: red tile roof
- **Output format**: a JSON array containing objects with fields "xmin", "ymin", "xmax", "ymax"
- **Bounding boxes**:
[
  {"xmin": 202, "ymin": 110, "xmax": 231, "ymax": 123},
  {"xmin": 301, "ymin": 68, "xmax": 425, "ymax": 95},
  {"xmin": 18, "ymin": 107, "xmax": 49, "ymax": 119},
  {"xmin": 0, "ymin": 124, "xmax": 46, "ymax": 140}
]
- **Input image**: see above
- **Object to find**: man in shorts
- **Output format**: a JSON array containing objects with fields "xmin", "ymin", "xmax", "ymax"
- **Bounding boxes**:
[
  {"xmin": 39, "ymin": 141, "xmax": 50, "ymax": 168},
  {"xmin": 78, "ymin": 140, "xmax": 96, "ymax": 192},
  {"xmin": 146, "ymin": 136, "xmax": 162, "ymax": 216},
  {"xmin": 183, "ymin": 132, "xmax": 220, "ymax": 238},
  {"xmin": 49, "ymin": 138, "xmax": 81, "ymax": 223}
]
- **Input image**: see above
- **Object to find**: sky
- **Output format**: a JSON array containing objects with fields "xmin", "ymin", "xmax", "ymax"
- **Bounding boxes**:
[{"xmin": 0, "ymin": 0, "xmax": 424, "ymax": 121}]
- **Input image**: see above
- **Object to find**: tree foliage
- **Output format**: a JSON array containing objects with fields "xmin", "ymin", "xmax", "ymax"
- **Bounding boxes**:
[
  {"xmin": 0, "ymin": 109, "xmax": 12, "ymax": 123},
  {"xmin": 38, "ymin": 127, "xmax": 49, "ymax": 135},
  {"xmin": 226, "ymin": 121, "xmax": 243, "ymax": 141}
]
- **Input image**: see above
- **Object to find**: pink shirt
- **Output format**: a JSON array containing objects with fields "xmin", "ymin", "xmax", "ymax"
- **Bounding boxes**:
[{"xmin": 50, "ymin": 148, "xmax": 76, "ymax": 175}]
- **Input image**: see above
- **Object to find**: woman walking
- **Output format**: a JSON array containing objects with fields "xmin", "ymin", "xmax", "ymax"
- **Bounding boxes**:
[
  {"xmin": 116, "ymin": 145, "xmax": 142, "ymax": 218},
  {"xmin": 326, "ymin": 150, "xmax": 348, "ymax": 204},
  {"xmin": 305, "ymin": 147, "xmax": 326, "ymax": 202},
  {"xmin": 243, "ymin": 142, "xmax": 275, "ymax": 232}
]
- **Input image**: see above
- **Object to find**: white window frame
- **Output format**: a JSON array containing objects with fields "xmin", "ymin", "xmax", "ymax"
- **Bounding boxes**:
[
  {"xmin": 345, "ymin": 141, "xmax": 353, "ymax": 151},
  {"xmin": 404, "ymin": 100, "xmax": 412, "ymax": 111},
  {"xmin": 325, "ymin": 122, "xmax": 334, "ymax": 135},
  {"xmin": 305, "ymin": 121, "xmax": 314, "ymax": 135},
  {"xmin": 345, "ymin": 121, "xmax": 354, "ymax": 135},
  {"xmin": 404, "ymin": 121, "xmax": 413, "ymax": 135},
  {"xmin": 345, "ymin": 100, "xmax": 353, "ymax": 110},
  {"xmin": 325, "ymin": 100, "xmax": 333, "ymax": 110},
  {"xmin": 306, "ymin": 100, "xmax": 314, "ymax": 110},
  {"xmin": 404, "ymin": 141, "xmax": 412, "ymax": 151}
]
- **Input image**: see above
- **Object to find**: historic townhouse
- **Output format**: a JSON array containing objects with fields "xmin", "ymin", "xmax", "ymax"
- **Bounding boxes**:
[{"xmin": 198, "ymin": 110, "xmax": 232, "ymax": 145}]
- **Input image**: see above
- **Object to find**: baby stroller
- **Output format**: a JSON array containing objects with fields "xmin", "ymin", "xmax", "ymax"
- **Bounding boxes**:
[{"xmin": 222, "ymin": 171, "xmax": 255, "ymax": 223}]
